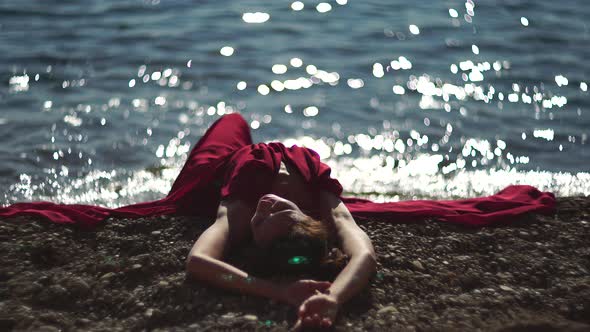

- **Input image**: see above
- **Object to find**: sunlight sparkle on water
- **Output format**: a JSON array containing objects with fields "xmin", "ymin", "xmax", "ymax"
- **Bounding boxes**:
[
  {"xmin": 372, "ymin": 63, "xmax": 384, "ymax": 78},
  {"xmin": 290, "ymin": 58, "xmax": 303, "ymax": 67},
  {"xmin": 272, "ymin": 64, "xmax": 288, "ymax": 74},
  {"xmin": 257, "ymin": 84, "xmax": 270, "ymax": 95},
  {"xmin": 242, "ymin": 12, "xmax": 270, "ymax": 23},
  {"xmin": 533, "ymin": 129, "xmax": 554, "ymax": 141},
  {"xmin": 347, "ymin": 78, "xmax": 364, "ymax": 89},
  {"xmin": 270, "ymin": 80, "xmax": 285, "ymax": 91},
  {"xmin": 555, "ymin": 75, "xmax": 568, "ymax": 87},
  {"xmin": 316, "ymin": 3, "xmax": 332, "ymax": 13},
  {"xmin": 392, "ymin": 85, "xmax": 405, "ymax": 95},
  {"xmin": 303, "ymin": 106, "xmax": 319, "ymax": 117},
  {"xmin": 291, "ymin": 1, "xmax": 304, "ymax": 11},
  {"xmin": 236, "ymin": 81, "xmax": 248, "ymax": 90},
  {"xmin": 9, "ymin": 75, "xmax": 29, "ymax": 92},
  {"xmin": 154, "ymin": 96, "xmax": 166, "ymax": 106},
  {"xmin": 220, "ymin": 46, "xmax": 234, "ymax": 56}
]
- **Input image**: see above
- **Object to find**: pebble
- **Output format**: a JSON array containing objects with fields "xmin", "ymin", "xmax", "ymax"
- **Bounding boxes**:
[
  {"xmin": 221, "ymin": 313, "xmax": 237, "ymax": 320},
  {"xmin": 411, "ymin": 260, "xmax": 425, "ymax": 271},
  {"xmin": 151, "ymin": 231, "xmax": 162, "ymax": 236},
  {"xmin": 68, "ymin": 278, "xmax": 90, "ymax": 294},
  {"xmin": 132, "ymin": 264, "xmax": 142, "ymax": 270},
  {"xmin": 243, "ymin": 314, "xmax": 258, "ymax": 321},
  {"xmin": 100, "ymin": 272, "xmax": 116, "ymax": 280},
  {"xmin": 76, "ymin": 318, "xmax": 91, "ymax": 325},
  {"xmin": 499, "ymin": 285, "xmax": 515, "ymax": 292},
  {"xmin": 158, "ymin": 281, "xmax": 169, "ymax": 287},
  {"xmin": 145, "ymin": 308, "xmax": 154, "ymax": 317},
  {"xmin": 377, "ymin": 305, "xmax": 398, "ymax": 314}
]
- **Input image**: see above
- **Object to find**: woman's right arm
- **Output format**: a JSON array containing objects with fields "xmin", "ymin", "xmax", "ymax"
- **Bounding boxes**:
[{"xmin": 185, "ymin": 199, "xmax": 284, "ymax": 302}]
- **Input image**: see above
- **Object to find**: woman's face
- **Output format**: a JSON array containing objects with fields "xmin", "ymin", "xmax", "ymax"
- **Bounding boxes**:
[{"xmin": 250, "ymin": 194, "xmax": 305, "ymax": 248}]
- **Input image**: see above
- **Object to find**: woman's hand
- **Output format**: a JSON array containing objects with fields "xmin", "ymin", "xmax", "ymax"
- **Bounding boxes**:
[
  {"xmin": 292, "ymin": 293, "xmax": 340, "ymax": 330},
  {"xmin": 279, "ymin": 279, "xmax": 331, "ymax": 307}
]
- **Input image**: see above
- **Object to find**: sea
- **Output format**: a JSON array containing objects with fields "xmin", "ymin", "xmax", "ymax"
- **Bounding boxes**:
[{"xmin": 1, "ymin": 0, "xmax": 588, "ymax": 208}]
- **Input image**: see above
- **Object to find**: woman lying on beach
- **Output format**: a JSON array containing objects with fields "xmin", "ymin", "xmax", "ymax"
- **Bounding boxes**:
[
  {"xmin": 180, "ymin": 114, "xmax": 377, "ymax": 329},
  {"xmin": 186, "ymin": 192, "xmax": 374, "ymax": 329},
  {"xmin": 0, "ymin": 113, "xmax": 556, "ymax": 329}
]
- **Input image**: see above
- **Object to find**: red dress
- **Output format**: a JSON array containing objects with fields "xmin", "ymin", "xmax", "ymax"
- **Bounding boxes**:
[{"xmin": 0, "ymin": 113, "xmax": 555, "ymax": 228}]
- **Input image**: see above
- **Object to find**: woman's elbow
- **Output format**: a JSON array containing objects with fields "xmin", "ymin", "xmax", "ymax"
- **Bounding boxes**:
[{"xmin": 185, "ymin": 254, "xmax": 206, "ymax": 277}]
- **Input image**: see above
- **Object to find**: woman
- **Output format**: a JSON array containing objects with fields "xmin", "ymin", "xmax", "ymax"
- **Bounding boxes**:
[
  {"xmin": 186, "ymin": 192, "xmax": 375, "ymax": 329},
  {"xmin": 0, "ymin": 113, "xmax": 556, "ymax": 329},
  {"xmin": 187, "ymin": 191, "xmax": 376, "ymax": 329},
  {"xmin": 179, "ymin": 114, "xmax": 376, "ymax": 329}
]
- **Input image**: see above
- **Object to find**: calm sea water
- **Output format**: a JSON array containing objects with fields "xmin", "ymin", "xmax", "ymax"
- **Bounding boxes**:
[{"xmin": 1, "ymin": 0, "xmax": 588, "ymax": 207}]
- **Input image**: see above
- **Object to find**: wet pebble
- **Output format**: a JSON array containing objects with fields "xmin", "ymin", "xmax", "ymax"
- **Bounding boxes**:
[
  {"xmin": 100, "ymin": 272, "xmax": 116, "ymax": 280},
  {"xmin": 411, "ymin": 260, "xmax": 425, "ymax": 271},
  {"xmin": 243, "ymin": 314, "xmax": 257, "ymax": 321},
  {"xmin": 377, "ymin": 305, "xmax": 398, "ymax": 314},
  {"xmin": 66, "ymin": 278, "xmax": 90, "ymax": 296},
  {"xmin": 499, "ymin": 285, "xmax": 515, "ymax": 292}
]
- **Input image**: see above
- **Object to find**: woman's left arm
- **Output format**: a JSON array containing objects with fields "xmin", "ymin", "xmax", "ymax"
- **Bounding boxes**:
[
  {"xmin": 295, "ymin": 191, "xmax": 376, "ymax": 329},
  {"xmin": 319, "ymin": 190, "xmax": 377, "ymax": 303}
]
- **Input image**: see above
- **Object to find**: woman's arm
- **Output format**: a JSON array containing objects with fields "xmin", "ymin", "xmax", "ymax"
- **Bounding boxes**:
[
  {"xmin": 294, "ymin": 191, "xmax": 376, "ymax": 329},
  {"xmin": 319, "ymin": 191, "xmax": 377, "ymax": 304},
  {"xmin": 185, "ymin": 199, "xmax": 283, "ymax": 302}
]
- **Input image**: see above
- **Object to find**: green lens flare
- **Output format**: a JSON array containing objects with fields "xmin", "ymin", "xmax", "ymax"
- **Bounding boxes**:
[{"xmin": 288, "ymin": 256, "xmax": 309, "ymax": 265}]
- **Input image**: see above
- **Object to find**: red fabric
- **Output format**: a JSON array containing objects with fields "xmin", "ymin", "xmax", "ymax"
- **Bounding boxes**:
[{"xmin": 0, "ymin": 113, "xmax": 556, "ymax": 228}]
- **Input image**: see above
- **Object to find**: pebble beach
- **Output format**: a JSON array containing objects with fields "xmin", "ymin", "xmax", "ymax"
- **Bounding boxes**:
[{"xmin": 1, "ymin": 196, "xmax": 589, "ymax": 331}]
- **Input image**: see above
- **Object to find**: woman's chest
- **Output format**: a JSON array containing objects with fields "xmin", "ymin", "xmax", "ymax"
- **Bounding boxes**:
[{"xmin": 269, "ymin": 161, "xmax": 315, "ymax": 213}]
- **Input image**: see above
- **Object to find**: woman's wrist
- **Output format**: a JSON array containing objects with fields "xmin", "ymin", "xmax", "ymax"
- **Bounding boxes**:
[
  {"xmin": 270, "ymin": 283, "xmax": 287, "ymax": 303},
  {"xmin": 325, "ymin": 291, "xmax": 342, "ymax": 306},
  {"xmin": 250, "ymin": 276, "xmax": 285, "ymax": 302}
]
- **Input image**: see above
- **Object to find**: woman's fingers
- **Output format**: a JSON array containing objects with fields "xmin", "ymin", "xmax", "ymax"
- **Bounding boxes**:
[
  {"xmin": 302, "ymin": 314, "xmax": 321, "ymax": 328},
  {"xmin": 291, "ymin": 319, "xmax": 303, "ymax": 332},
  {"xmin": 306, "ymin": 280, "xmax": 331, "ymax": 292}
]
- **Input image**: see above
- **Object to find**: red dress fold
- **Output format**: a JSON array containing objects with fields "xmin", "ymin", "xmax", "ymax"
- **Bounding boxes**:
[{"xmin": 0, "ymin": 113, "xmax": 556, "ymax": 228}]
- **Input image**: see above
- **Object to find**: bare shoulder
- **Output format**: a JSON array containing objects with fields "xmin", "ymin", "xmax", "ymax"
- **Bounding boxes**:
[
  {"xmin": 318, "ymin": 191, "xmax": 375, "ymax": 257},
  {"xmin": 318, "ymin": 191, "xmax": 357, "ymax": 228},
  {"xmin": 221, "ymin": 199, "xmax": 256, "ymax": 248},
  {"xmin": 188, "ymin": 199, "xmax": 255, "ymax": 260}
]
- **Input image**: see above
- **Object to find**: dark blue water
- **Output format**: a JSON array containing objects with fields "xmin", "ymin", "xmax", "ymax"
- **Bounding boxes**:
[{"xmin": 1, "ymin": 0, "xmax": 588, "ymax": 206}]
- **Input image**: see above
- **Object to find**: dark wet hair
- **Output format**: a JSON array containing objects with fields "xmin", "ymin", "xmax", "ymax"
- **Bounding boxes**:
[
  {"xmin": 264, "ymin": 215, "xmax": 349, "ymax": 278},
  {"xmin": 230, "ymin": 215, "xmax": 349, "ymax": 278}
]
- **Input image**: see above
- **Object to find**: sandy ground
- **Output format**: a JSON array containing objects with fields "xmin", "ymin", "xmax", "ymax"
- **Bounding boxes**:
[{"xmin": 1, "ymin": 196, "xmax": 589, "ymax": 331}]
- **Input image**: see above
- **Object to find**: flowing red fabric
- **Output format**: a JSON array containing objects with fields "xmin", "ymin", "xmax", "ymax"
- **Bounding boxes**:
[{"xmin": 0, "ymin": 114, "xmax": 555, "ymax": 228}]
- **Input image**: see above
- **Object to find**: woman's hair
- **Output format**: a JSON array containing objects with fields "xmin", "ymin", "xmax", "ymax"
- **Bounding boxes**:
[{"xmin": 238, "ymin": 215, "xmax": 349, "ymax": 279}]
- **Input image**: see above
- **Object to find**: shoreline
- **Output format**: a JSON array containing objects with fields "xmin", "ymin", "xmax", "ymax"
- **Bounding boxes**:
[{"xmin": 0, "ymin": 196, "xmax": 589, "ymax": 331}]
